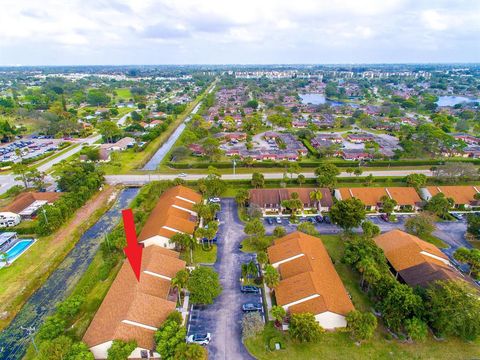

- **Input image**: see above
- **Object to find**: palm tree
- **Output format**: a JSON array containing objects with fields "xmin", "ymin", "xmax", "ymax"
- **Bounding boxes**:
[
  {"xmin": 264, "ymin": 265, "xmax": 280, "ymax": 290},
  {"xmin": 0, "ymin": 252, "xmax": 8, "ymax": 266},
  {"xmin": 309, "ymin": 189, "xmax": 323, "ymax": 211},
  {"xmin": 170, "ymin": 233, "xmax": 196, "ymax": 264},
  {"xmin": 172, "ymin": 269, "xmax": 189, "ymax": 306}
]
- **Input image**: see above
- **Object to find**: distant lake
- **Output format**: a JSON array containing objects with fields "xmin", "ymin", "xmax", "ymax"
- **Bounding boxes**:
[
  {"xmin": 300, "ymin": 93, "xmax": 359, "ymax": 108},
  {"xmin": 436, "ymin": 96, "xmax": 480, "ymax": 107}
]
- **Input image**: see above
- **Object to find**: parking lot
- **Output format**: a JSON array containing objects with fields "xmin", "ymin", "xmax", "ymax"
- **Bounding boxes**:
[
  {"xmin": 263, "ymin": 213, "xmax": 472, "ymax": 258},
  {"xmin": 187, "ymin": 198, "xmax": 257, "ymax": 360},
  {"xmin": 0, "ymin": 138, "xmax": 66, "ymax": 164}
]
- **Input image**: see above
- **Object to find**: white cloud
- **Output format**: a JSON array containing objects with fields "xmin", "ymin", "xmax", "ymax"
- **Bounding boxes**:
[{"xmin": 0, "ymin": 0, "xmax": 478, "ymax": 64}]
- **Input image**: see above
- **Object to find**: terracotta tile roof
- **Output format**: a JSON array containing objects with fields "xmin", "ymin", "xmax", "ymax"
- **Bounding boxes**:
[
  {"xmin": 337, "ymin": 187, "xmax": 421, "ymax": 206},
  {"xmin": 385, "ymin": 187, "xmax": 422, "ymax": 206},
  {"xmin": 426, "ymin": 185, "xmax": 480, "ymax": 205},
  {"xmin": 2, "ymin": 192, "xmax": 62, "ymax": 214},
  {"xmin": 338, "ymin": 187, "xmax": 388, "ymax": 206},
  {"xmin": 249, "ymin": 188, "xmax": 333, "ymax": 208},
  {"xmin": 268, "ymin": 231, "xmax": 354, "ymax": 317},
  {"xmin": 141, "ymin": 246, "xmax": 186, "ymax": 279},
  {"xmin": 374, "ymin": 230, "xmax": 449, "ymax": 272},
  {"xmin": 83, "ymin": 246, "xmax": 184, "ymax": 350},
  {"xmin": 137, "ymin": 186, "xmax": 201, "ymax": 243}
]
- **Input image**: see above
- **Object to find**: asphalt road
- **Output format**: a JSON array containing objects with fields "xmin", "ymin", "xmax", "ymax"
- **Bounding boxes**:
[
  {"xmin": 105, "ymin": 169, "xmax": 433, "ymax": 185},
  {"xmin": 187, "ymin": 198, "xmax": 256, "ymax": 360},
  {"xmin": 0, "ymin": 134, "xmax": 101, "ymax": 195}
]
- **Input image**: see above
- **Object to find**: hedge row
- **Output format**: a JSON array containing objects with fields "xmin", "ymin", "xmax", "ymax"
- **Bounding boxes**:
[{"xmin": 166, "ymin": 158, "xmax": 466, "ymax": 169}]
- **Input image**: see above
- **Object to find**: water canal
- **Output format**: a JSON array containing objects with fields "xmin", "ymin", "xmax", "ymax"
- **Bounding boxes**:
[{"xmin": 0, "ymin": 187, "xmax": 139, "ymax": 359}]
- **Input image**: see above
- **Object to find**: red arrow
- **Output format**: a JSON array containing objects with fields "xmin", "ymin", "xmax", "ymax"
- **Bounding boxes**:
[{"xmin": 122, "ymin": 209, "xmax": 143, "ymax": 281}]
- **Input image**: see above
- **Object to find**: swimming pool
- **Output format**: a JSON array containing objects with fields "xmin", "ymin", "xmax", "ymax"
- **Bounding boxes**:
[{"xmin": 4, "ymin": 239, "xmax": 35, "ymax": 262}]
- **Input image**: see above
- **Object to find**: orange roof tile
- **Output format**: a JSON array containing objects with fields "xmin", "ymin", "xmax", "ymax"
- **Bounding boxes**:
[
  {"xmin": 338, "ymin": 187, "xmax": 421, "ymax": 206},
  {"xmin": 83, "ymin": 246, "xmax": 184, "ymax": 350},
  {"xmin": 268, "ymin": 231, "xmax": 354, "ymax": 317},
  {"xmin": 426, "ymin": 185, "xmax": 479, "ymax": 205},
  {"xmin": 137, "ymin": 186, "xmax": 201, "ymax": 243},
  {"xmin": 374, "ymin": 230, "xmax": 449, "ymax": 272},
  {"xmin": 2, "ymin": 192, "xmax": 62, "ymax": 213}
]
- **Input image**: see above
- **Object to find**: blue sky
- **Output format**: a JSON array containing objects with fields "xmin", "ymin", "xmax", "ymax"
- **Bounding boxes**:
[{"xmin": 0, "ymin": 0, "xmax": 479, "ymax": 65}]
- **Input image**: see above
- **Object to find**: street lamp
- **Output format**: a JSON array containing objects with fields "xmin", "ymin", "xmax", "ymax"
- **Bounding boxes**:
[{"xmin": 232, "ymin": 159, "xmax": 236, "ymax": 176}]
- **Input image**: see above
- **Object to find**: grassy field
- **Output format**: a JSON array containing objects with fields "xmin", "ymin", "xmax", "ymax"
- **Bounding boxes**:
[
  {"xmin": 115, "ymin": 88, "xmax": 132, "ymax": 100},
  {"xmin": 419, "ymin": 233, "xmax": 448, "ymax": 248},
  {"xmin": 0, "ymin": 186, "xmax": 116, "ymax": 331},
  {"xmin": 244, "ymin": 234, "xmax": 480, "ymax": 360}
]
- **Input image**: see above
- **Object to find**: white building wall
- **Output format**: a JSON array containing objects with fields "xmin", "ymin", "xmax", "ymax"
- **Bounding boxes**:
[
  {"xmin": 89, "ymin": 342, "xmax": 160, "ymax": 359},
  {"xmin": 141, "ymin": 235, "xmax": 175, "ymax": 249},
  {"xmin": 314, "ymin": 311, "xmax": 348, "ymax": 329}
]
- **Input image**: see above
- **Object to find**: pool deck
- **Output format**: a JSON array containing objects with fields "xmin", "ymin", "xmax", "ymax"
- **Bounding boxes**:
[{"xmin": 0, "ymin": 238, "xmax": 36, "ymax": 269}]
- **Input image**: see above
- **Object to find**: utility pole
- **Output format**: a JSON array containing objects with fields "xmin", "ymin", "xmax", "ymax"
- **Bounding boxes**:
[
  {"xmin": 232, "ymin": 159, "xmax": 236, "ymax": 176},
  {"xmin": 42, "ymin": 207, "xmax": 48, "ymax": 225},
  {"xmin": 21, "ymin": 326, "xmax": 38, "ymax": 354}
]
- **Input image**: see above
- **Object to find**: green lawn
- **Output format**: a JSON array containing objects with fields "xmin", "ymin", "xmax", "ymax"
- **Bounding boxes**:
[
  {"xmin": 244, "ymin": 233, "xmax": 480, "ymax": 360},
  {"xmin": 245, "ymin": 322, "xmax": 480, "ymax": 360},
  {"xmin": 115, "ymin": 88, "xmax": 132, "ymax": 100},
  {"xmin": 418, "ymin": 233, "xmax": 448, "ymax": 248},
  {"xmin": 180, "ymin": 244, "xmax": 218, "ymax": 265}
]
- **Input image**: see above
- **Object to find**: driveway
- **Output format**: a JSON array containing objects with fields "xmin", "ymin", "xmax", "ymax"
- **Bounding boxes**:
[{"xmin": 187, "ymin": 198, "xmax": 256, "ymax": 360}]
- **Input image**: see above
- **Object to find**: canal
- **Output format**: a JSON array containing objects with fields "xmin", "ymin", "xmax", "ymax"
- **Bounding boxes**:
[{"xmin": 0, "ymin": 187, "xmax": 139, "ymax": 360}]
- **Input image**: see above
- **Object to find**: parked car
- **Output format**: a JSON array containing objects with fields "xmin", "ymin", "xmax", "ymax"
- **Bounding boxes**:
[
  {"xmin": 275, "ymin": 217, "xmax": 282, "ymax": 224},
  {"xmin": 451, "ymin": 213, "xmax": 463, "ymax": 221},
  {"xmin": 323, "ymin": 216, "xmax": 331, "ymax": 224},
  {"xmin": 186, "ymin": 333, "xmax": 211, "ymax": 346},
  {"xmin": 242, "ymin": 303, "xmax": 263, "ymax": 312},
  {"xmin": 380, "ymin": 214, "xmax": 389, "ymax": 222},
  {"xmin": 315, "ymin": 215, "xmax": 323, "ymax": 223},
  {"xmin": 266, "ymin": 217, "xmax": 273, "ymax": 225},
  {"xmin": 241, "ymin": 285, "xmax": 260, "ymax": 294},
  {"xmin": 209, "ymin": 197, "xmax": 221, "ymax": 203},
  {"xmin": 307, "ymin": 217, "xmax": 315, "ymax": 223}
]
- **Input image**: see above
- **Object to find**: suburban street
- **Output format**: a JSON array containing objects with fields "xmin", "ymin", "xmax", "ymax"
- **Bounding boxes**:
[
  {"xmin": 188, "ymin": 198, "xmax": 256, "ymax": 360},
  {"xmin": 105, "ymin": 168, "xmax": 433, "ymax": 185}
]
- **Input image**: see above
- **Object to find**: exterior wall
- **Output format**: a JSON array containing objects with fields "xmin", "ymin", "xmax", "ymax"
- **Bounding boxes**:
[
  {"xmin": 314, "ymin": 311, "xmax": 348, "ymax": 329},
  {"xmin": 89, "ymin": 342, "xmax": 160, "ymax": 359},
  {"xmin": 142, "ymin": 235, "xmax": 175, "ymax": 249}
]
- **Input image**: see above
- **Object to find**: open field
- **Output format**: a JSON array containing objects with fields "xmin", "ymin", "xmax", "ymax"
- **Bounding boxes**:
[
  {"xmin": 114, "ymin": 88, "xmax": 132, "ymax": 100},
  {"xmin": 0, "ymin": 186, "xmax": 116, "ymax": 331},
  {"xmin": 245, "ymin": 234, "xmax": 480, "ymax": 360}
]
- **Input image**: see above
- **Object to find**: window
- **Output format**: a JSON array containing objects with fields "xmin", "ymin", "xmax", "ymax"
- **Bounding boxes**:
[{"xmin": 140, "ymin": 350, "xmax": 148, "ymax": 359}]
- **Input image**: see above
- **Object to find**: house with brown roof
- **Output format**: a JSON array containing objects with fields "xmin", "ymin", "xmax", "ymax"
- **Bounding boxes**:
[
  {"xmin": 83, "ymin": 246, "xmax": 186, "ymax": 359},
  {"xmin": 267, "ymin": 232, "xmax": 354, "ymax": 329},
  {"xmin": 419, "ymin": 185, "xmax": 480, "ymax": 209},
  {"xmin": 137, "ymin": 186, "xmax": 202, "ymax": 249},
  {"xmin": 334, "ymin": 187, "xmax": 422, "ymax": 212},
  {"xmin": 374, "ymin": 230, "xmax": 465, "ymax": 288},
  {"xmin": 1, "ymin": 192, "xmax": 62, "ymax": 219},
  {"xmin": 249, "ymin": 188, "xmax": 333, "ymax": 215}
]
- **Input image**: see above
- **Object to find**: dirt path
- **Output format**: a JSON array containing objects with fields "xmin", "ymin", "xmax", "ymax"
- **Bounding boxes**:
[
  {"xmin": 0, "ymin": 185, "xmax": 117, "ymax": 330},
  {"xmin": 51, "ymin": 185, "xmax": 116, "ymax": 245}
]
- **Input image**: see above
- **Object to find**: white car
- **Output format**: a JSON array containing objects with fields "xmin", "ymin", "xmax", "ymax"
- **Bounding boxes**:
[
  {"xmin": 186, "ymin": 333, "xmax": 211, "ymax": 346},
  {"xmin": 209, "ymin": 197, "xmax": 221, "ymax": 203},
  {"xmin": 178, "ymin": 173, "xmax": 187, "ymax": 177}
]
